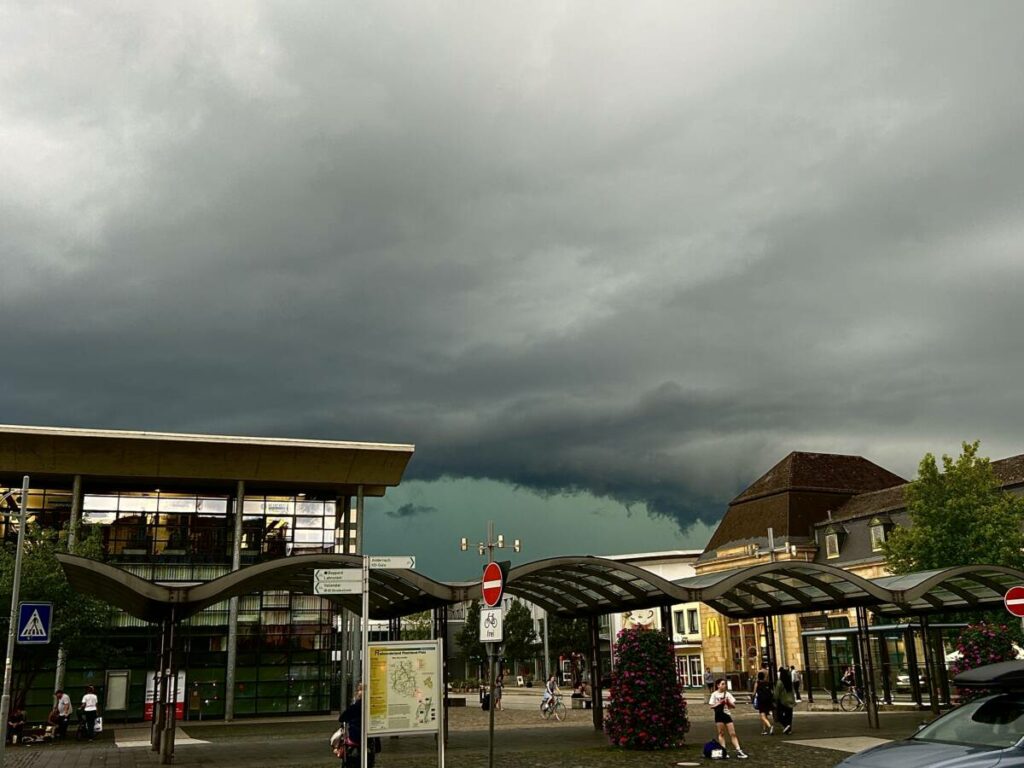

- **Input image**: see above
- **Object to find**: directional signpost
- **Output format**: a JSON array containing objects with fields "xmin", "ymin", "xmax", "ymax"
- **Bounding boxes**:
[
  {"xmin": 369, "ymin": 556, "xmax": 416, "ymax": 570},
  {"xmin": 313, "ymin": 569, "xmax": 362, "ymax": 595},
  {"xmin": 1005, "ymin": 586, "xmax": 1024, "ymax": 617}
]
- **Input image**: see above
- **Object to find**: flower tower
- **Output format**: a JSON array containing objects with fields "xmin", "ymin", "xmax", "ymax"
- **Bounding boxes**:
[
  {"xmin": 605, "ymin": 625, "xmax": 689, "ymax": 749},
  {"xmin": 949, "ymin": 621, "xmax": 1021, "ymax": 700}
]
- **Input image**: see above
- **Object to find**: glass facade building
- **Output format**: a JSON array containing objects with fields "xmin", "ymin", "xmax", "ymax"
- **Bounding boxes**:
[{"xmin": 0, "ymin": 425, "xmax": 414, "ymax": 724}]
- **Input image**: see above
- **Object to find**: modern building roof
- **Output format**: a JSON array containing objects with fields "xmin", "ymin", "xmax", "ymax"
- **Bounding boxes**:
[{"xmin": 0, "ymin": 424, "xmax": 415, "ymax": 496}]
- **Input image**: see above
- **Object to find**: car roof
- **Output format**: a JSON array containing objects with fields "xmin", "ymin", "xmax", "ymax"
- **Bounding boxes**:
[{"xmin": 953, "ymin": 660, "xmax": 1024, "ymax": 690}]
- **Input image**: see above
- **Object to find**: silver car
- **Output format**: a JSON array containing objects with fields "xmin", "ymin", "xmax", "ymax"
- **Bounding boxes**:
[{"xmin": 837, "ymin": 661, "xmax": 1024, "ymax": 768}]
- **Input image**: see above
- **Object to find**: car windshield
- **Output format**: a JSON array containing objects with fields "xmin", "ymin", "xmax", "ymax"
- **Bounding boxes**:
[{"xmin": 913, "ymin": 693, "xmax": 1024, "ymax": 749}]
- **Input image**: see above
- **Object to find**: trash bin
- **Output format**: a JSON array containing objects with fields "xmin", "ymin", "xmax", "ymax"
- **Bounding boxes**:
[{"xmin": 481, "ymin": 692, "xmax": 490, "ymax": 711}]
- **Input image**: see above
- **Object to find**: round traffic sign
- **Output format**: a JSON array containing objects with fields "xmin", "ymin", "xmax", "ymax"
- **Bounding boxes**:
[
  {"xmin": 482, "ymin": 562, "xmax": 504, "ymax": 607},
  {"xmin": 1005, "ymin": 586, "xmax": 1024, "ymax": 618}
]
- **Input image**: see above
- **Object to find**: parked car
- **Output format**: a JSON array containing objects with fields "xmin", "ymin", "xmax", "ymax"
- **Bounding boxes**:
[
  {"xmin": 836, "ymin": 661, "xmax": 1024, "ymax": 768},
  {"xmin": 894, "ymin": 673, "xmax": 927, "ymax": 692}
]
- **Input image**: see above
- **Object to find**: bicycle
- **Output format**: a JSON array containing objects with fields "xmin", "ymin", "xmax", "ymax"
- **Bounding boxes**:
[
  {"xmin": 540, "ymin": 694, "xmax": 567, "ymax": 721},
  {"xmin": 839, "ymin": 687, "xmax": 881, "ymax": 712}
]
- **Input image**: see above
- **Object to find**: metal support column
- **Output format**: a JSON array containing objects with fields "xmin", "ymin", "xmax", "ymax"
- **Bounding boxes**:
[
  {"xmin": 877, "ymin": 633, "xmax": 892, "ymax": 705},
  {"xmin": 904, "ymin": 624, "xmax": 923, "ymax": 708},
  {"xmin": 824, "ymin": 631, "xmax": 838, "ymax": 704},
  {"xmin": 855, "ymin": 607, "xmax": 879, "ymax": 729},
  {"xmin": 152, "ymin": 619, "xmax": 168, "ymax": 751},
  {"xmin": 54, "ymin": 475, "xmax": 83, "ymax": 695},
  {"xmin": 225, "ymin": 480, "xmax": 244, "ymax": 721},
  {"xmin": 160, "ymin": 609, "xmax": 178, "ymax": 764},
  {"xmin": 349, "ymin": 489, "xmax": 364, "ymax": 701},
  {"xmin": 801, "ymin": 632, "xmax": 814, "ymax": 704},
  {"xmin": 588, "ymin": 615, "xmax": 603, "ymax": 731},
  {"xmin": 763, "ymin": 616, "xmax": 778, "ymax": 685},
  {"xmin": 919, "ymin": 615, "xmax": 940, "ymax": 715}
]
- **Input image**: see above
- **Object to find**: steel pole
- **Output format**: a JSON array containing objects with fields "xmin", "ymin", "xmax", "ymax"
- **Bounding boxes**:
[{"xmin": 0, "ymin": 476, "xmax": 31, "ymax": 768}]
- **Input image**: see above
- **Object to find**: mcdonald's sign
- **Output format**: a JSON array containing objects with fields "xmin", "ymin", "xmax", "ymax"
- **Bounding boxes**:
[{"xmin": 705, "ymin": 616, "xmax": 721, "ymax": 637}]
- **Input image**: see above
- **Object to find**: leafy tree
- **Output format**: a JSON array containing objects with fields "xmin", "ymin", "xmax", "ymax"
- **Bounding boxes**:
[
  {"xmin": 402, "ymin": 610, "xmax": 432, "ymax": 640},
  {"xmin": 454, "ymin": 600, "xmax": 486, "ymax": 679},
  {"xmin": 501, "ymin": 600, "xmax": 538, "ymax": 676},
  {"xmin": 605, "ymin": 627, "xmax": 688, "ymax": 749},
  {"xmin": 0, "ymin": 525, "xmax": 113, "ymax": 708},
  {"xmin": 547, "ymin": 614, "xmax": 591, "ymax": 685},
  {"xmin": 884, "ymin": 441, "xmax": 1024, "ymax": 574}
]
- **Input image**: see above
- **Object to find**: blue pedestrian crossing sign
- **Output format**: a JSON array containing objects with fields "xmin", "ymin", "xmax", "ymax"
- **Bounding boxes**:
[{"xmin": 17, "ymin": 602, "xmax": 52, "ymax": 645}]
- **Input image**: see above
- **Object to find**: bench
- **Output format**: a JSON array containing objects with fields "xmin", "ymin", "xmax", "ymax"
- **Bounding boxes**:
[
  {"xmin": 446, "ymin": 697, "xmax": 466, "ymax": 708},
  {"xmin": 571, "ymin": 697, "xmax": 592, "ymax": 710}
]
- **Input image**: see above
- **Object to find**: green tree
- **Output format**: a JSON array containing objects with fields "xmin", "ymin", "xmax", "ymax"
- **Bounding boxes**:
[
  {"xmin": 605, "ymin": 627, "xmax": 688, "ymax": 749},
  {"xmin": 454, "ymin": 600, "xmax": 486, "ymax": 679},
  {"xmin": 402, "ymin": 610, "xmax": 432, "ymax": 640},
  {"xmin": 883, "ymin": 441, "xmax": 1024, "ymax": 574},
  {"xmin": 501, "ymin": 600, "xmax": 538, "ymax": 676},
  {"xmin": 0, "ymin": 525, "xmax": 113, "ymax": 708}
]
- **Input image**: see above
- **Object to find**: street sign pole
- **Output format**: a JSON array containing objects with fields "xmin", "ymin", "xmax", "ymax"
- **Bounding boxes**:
[
  {"xmin": 0, "ymin": 475, "xmax": 30, "ymax": 768},
  {"xmin": 361, "ymin": 554, "xmax": 369, "ymax": 768},
  {"xmin": 486, "ymin": 523, "xmax": 496, "ymax": 768}
]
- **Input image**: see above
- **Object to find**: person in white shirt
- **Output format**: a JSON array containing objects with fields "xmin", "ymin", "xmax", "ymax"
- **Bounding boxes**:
[
  {"xmin": 54, "ymin": 690, "xmax": 72, "ymax": 740},
  {"xmin": 81, "ymin": 686, "xmax": 99, "ymax": 740},
  {"xmin": 708, "ymin": 678, "xmax": 748, "ymax": 759}
]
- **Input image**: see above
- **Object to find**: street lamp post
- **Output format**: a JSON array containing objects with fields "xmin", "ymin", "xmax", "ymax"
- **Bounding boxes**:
[
  {"xmin": 459, "ymin": 522, "xmax": 520, "ymax": 768},
  {"xmin": 0, "ymin": 475, "xmax": 31, "ymax": 768}
]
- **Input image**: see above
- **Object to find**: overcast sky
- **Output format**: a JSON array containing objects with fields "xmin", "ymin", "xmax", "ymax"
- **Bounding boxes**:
[{"xmin": 3, "ymin": 2, "xmax": 1023, "ymax": 578}]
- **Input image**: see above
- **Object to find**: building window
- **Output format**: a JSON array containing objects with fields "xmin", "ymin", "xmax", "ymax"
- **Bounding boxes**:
[
  {"xmin": 868, "ymin": 515, "xmax": 893, "ymax": 552},
  {"xmin": 825, "ymin": 532, "xmax": 840, "ymax": 559},
  {"xmin": 674, "ymin": 611, "xmax": 687, "ymax": 635},
  {"xmin": 687, "ymin": 609, "xmax": 699, "ymax": 636}
]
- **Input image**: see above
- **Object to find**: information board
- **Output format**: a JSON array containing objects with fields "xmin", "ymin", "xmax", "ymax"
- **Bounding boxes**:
[{"xmin": 367, "ymin": 640, "xmax": 442, "ymax": 736}]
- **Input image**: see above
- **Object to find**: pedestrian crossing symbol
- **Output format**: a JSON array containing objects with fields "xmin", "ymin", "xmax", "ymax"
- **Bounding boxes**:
[{"xmin": 17, "ymin": 602, "xmax": 52, "ymax": 645}]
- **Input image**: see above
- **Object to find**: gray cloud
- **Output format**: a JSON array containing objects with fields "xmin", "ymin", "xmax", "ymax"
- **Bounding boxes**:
[
  {"xmin": 2, "ymin": 2, "xmax": 1024, "ymax": 535},
  {"xmin": 386, "ymin": 503, "xmax": 438, "ymax": 520}
]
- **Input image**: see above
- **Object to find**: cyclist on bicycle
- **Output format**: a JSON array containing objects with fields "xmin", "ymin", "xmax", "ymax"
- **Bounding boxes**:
[
  {"xmin": 540, "ymin": 674, "xmax": 560, "ymax": 712},
  {"xmin": 841, "ymin": 666, "xmax": 864, "ymax": 704}
]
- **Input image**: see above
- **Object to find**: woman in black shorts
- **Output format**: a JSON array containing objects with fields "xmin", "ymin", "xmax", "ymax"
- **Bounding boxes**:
[{"xmin": 708, "ymin": 679, "xmax": 748, "ymax": 759}]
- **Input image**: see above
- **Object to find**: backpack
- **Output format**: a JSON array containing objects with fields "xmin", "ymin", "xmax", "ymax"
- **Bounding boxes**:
[{"xmin": 703, "ymin": 740, "xmax": 729, "ymax": 759}]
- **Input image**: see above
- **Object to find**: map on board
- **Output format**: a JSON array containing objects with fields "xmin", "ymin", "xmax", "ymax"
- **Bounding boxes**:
[{"xmin": 367, "ymin": 641, "xmax": 440, "ymax": 735}]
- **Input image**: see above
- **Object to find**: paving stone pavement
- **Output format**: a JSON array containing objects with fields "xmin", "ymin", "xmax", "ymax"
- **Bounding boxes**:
[{"xmin": 4, "ymin": 700, "xmax": 931, "ymax": 768}]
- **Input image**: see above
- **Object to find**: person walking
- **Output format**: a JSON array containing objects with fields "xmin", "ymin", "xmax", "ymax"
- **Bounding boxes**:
[
  {"xmin": 790, "ymin": 665, "xmax": 802, "ymax": 702},
  {"xmin": 81, "ymin": 685, "xmax": 100, "ymax": 740},
  {"xmin": 773, "ymin": 667, "xmax": 796, "ymax": 735},
  {"xmin": 494, "ymin": 673, "xmax": 503, "ymax": 711},
  {"xmin": 709, "ymin": 678, "xmax": 748, "ymax": 759},
  {"xmin": 754, "ymin": 671, "xmax": 775, "ymax": 735},
  {"xmin": 54, "ymin": 689, "xmax": 72, "ymax": 740},
  {"xmin": 704, "ymin": 668, "xmax": 715, "ymax": 694}
]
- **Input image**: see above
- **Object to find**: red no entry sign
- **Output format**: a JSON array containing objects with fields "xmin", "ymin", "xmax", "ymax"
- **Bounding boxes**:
[
  {"xmin": 1005, "ymin": 586, "xmax": 1024, "ymax": 618},
  {"xmin": 482, "ymin": 561, "xmax": 504, "ymax": 607}
]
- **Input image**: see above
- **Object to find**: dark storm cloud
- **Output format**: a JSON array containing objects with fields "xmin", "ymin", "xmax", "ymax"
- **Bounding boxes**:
[
  {"xmin": 386, "ymin": 503, "xmax": 438, "ymax": 520},
  {"xmin": 2, "ymin": 2, "xmax": 1024, "ymax": 532}
]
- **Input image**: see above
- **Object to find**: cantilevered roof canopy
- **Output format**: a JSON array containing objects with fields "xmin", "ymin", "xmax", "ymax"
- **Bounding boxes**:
[
  {"xmin": 872, "ymin": 565, "xmax": 1024, "ymax": 617},
  {"xmin": 57, "ymin": 554, "xmax": 1024, "ymax": 624},
  {"xmin": 57, "ymin": 553, "xmax": 457, "ymax": 622},
  {"xmin": 680, "ymin": 561, "xmax": 894, "ymax": 619},
  {"xmin": 500, "ymin": 556, "xmax": 696, "ymax": 617}
]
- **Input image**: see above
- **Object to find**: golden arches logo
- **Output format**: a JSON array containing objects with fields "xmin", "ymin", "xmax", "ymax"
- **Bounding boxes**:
[{"xmin": 705, "ymin": 617, "xmax": 721, "ymax": 637}]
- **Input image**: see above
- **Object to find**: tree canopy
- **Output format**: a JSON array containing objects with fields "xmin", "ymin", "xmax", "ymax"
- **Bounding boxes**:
[
  {"xmin": 883, "ymin": 440, "xmax": 1024, "ymax": 575},
  {"xmin": 0, "ymin": 525, "xmax": 113, "ymax": 707},
  {"xmin": 500, "ymin": 600, "xmax": 538, "ymax": 674}
]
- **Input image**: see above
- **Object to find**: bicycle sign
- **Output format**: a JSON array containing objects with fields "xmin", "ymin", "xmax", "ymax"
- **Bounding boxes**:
[{"xmin": 479, "ymin": 607, "xmax": 503, "ymax": 643}]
